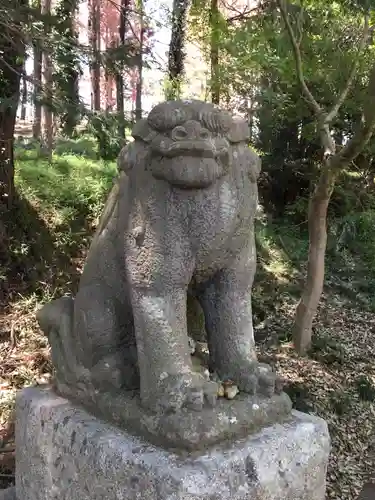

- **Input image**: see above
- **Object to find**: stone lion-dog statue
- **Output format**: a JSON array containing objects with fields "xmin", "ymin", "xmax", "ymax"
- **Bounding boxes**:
[{"xmin": 37, "ymin": 99, "xmax": 278, "ymax": 416}]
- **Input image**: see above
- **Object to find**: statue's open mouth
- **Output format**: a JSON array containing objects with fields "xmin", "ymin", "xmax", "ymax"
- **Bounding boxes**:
[
  {"xmin": 150, "ymin": 155, "xmax": 229, "ymax": 190},
  {"xmin": 148, "ymin": 135, "xmax": 232, "ymax": 190}
]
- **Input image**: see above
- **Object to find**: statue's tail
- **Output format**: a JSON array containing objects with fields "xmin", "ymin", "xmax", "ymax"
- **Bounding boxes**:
[
  {"xmin": 37, "ymin": 297, "xmax": 85, "ymax": 389},
  {"xmin": 37, "ymin": 296, "xmax": 74, "ymax": 339}
]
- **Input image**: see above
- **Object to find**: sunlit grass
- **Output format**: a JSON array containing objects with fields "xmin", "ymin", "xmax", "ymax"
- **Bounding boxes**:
[{"xmin": 15, "ymin": 147, "xmax": 117, "ymax": 229}]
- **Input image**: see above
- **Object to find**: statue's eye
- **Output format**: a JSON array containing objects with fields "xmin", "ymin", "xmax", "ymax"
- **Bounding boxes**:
[{"xmin": 172, "ymin": 126, "xmax": 188, "ymax": 140}]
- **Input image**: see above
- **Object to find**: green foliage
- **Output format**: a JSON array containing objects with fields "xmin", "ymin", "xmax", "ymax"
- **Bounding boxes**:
[
  {"xmin": 310, "ymin": 332, "xmax": 346, "ymax": 364},
  {"xmin": 51, "ymin": 0, "xmax": 83, "ymax": 136},
  {"xmin": 14, "ymin": 142, "xmax": 117, "ymax": 226},
  {"xmin": 215, "ymin": 0, "xmax": 375, "ymax": 214},
  {"xmin": 54, "ymin": 136, "xmax": 98, "ymax": 159},
  {"xmin": 85, "ymin": 112, "xmax": 130, "ymax": 161},
  {"xmin": 188, "ymin": 0, "xmax": 229, "ymax": 100},
  {"xmin": 164, "ymin": 75, "xmax": 184, "ymax": 100},
  {"xmin": 336, "ymin": 210, "xmax": 375, "ymax": 267},
  {"xmin": 252, "ymin": 217, "xmax": 305, "ymax": 325},
  {"xmin": 283, "ymin": 382, "xmax": 313, "ymax": 412},
  {"xmin": 355, "ymin": 375, "xmax": 375, "ymax": 401},
  {"xmin": 329, "ymin": 390, "xmax": 353, "ymax": 415},
  {"xmin": 1, "ymin": 139, "xmax": 117, "ymax": 302},
  {"xmin": 103, "ymin": 42, "xmax": 140, "ymax": 76}
]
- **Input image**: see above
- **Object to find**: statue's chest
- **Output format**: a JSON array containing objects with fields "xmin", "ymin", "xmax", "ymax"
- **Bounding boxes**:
[
  {"xmin": 131, "ymin": 178, "xmax": 256, "ymax": 286},
  {"xmin": 191, "ymin": 182, "xmax": 242, "ymax": 236},
  {"xmin": 173, "ymin": 179, "xmax": 255, "ymax": 256}
]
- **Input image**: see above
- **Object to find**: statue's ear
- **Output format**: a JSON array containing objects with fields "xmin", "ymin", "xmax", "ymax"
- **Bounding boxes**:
[
  {"xmin": 117, "ymin": 144, "xmax": 133, "ymax": 174},
  {"xmin": 132, "ymin": 118, "xmax": 157, "ymax": 143},
  {"xmin": 117, "ymin": 139, "xmax": 151, "ymax": 175},
  {"xmin": 227, "ymin": 116, "xmax": 260, "ymax": 182},
  {"xmin": 117, "ymin": 119, "xmax": 157, "ymax": 174},
  {"xmin": 227, "ymin": 116, "xmax": 250, "ymax": 144}
]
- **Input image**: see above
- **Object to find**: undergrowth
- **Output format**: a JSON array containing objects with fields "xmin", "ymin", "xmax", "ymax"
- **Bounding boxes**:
[
  {"xmin": 1, "ymin": 141, "xmax": 117, "ymax": 299},
  {"xmin": 0, "ymin": 141, "xmax": 117, "ymax": 480}
]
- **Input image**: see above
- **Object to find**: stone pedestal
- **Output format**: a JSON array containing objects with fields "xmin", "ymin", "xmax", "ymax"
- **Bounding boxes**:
[{"xmin": 16, "ymin": 386, "xmax": 330, "ymax": 500}]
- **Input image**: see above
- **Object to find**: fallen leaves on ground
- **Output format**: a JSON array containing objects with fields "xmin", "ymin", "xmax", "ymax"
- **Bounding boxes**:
[{"xmin": 256, "ymin": 290, "xmax": 375, "ymax": 500}]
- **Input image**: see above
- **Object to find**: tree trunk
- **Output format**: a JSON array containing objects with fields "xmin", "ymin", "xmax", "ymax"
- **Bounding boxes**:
[
  {"xmin": 0, "ymin": 3, "xmax": 25, "ymax": 209},
  {"xmin": 276, "ymin": 0, "xmax": 375, "ymax": 354},
  {"xmin": 167, "ymin": 0, "xmax": 190, "ymax": 99},
  {"xmin": 32, "ymin": 0, "xmax": 42, "ymax": 139},
  {"xmin": 90, "ymin": 0, "xmax": 101, "ymax": 111},
  {"xmin": 41, "ymin": 0, "xmax": 53, "ymax": 160},
  {"xmin": 293, "ymin": 165, "xmax": 337, "ymax": 353},
  {"xmin": 116, "ymin": 0, "xmax": 128, "ymax": 138},
  {"xmin": 20, "ymin": 73, "xmax": 27, "ymax": 121},
  {"xmin": 57, "ymin": 0, "xmax": 81, "ymax": 137},
  {"xmin": 209, "ymin": 0, "xmax": 220, "ymax": 104},
  {"xmin": 135, "ymin": 1, "xmax": 144, "ymax": 121},
  {"xmin": 0, "ymin": 109, "xmax": 18, "ymax": 211},
  {"xmin": 293, "ymin": 63, "xmax": 375, "ymax": 353},
  {"xmin": 105, "ymin": 67, "xmax": 111, "ymax": 111}
]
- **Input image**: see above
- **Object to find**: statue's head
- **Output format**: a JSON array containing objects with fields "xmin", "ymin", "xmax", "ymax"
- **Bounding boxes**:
[{"xmin": 124, "ymin": 100, "xmax": 255, "ymax": 189}]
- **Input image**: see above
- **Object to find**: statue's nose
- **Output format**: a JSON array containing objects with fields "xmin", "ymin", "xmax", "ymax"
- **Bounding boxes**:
[{"xmin": 171, "ymin": 120, "xmax": 210, "ymax": 141}]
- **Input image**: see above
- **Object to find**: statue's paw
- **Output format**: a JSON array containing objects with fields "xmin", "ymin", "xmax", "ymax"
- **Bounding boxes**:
[
  {"xmin": 256, "ymin": 363, "xmax": 277, "ymax": 397},
  {"xmin": 221, "ymin": 361, "xmax": 277, "ymax": 397},
  {"xmin": 155, "ymin": 373, "xmax": 218, "ymax": 413}
]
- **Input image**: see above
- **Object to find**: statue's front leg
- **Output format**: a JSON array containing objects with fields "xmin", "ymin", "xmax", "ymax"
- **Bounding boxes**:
[
  {"xmin": 130, "ymin": 286, "xmax": 196, "ymax": 410},
  {"xmin": 127, "ymin": 252, "xmax": 218, "ymax": 413},
  {"xmin": 200, "ymin": 235, "xmax": 276, "ymax": 396}
]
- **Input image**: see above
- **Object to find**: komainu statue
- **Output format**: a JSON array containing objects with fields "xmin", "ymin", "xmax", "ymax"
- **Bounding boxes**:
[{"xmin": 37, "ymin": 100, "xmax": 291, "ymax": 448}]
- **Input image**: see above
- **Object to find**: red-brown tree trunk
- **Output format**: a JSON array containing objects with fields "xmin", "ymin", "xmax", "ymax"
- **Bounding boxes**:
[
  {"xmin": 0, "ymin": 29, "xmax": 25, "ymax": 209},
  {"xmin": 41, "ymin": 0, "xmax": 53, "ymax": 160},
  {"xmin": 135, "ymin": 0, "xmax": 144, "ymax": 121},
  {"xmin": 210, "ymin": 0, "xmax": 220, "ymax": 104},
  {"xmin": 293, "ymin": 165, "xmax": 336, "ymax": 353},
  {"xmin": 116, "ymin": 0, "xmax": 129, "ymax": 138},
  {"xmin": 90, "ymin": 0, "xmax": 101, "ymax": 111},
  {"xmin": 33, "ymin": 0, "xmax": 42, "ymax": 139}
]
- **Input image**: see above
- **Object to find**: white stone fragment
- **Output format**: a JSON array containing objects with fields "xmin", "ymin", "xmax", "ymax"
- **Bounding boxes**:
[{"xmin": 224, "ymin": 384, "xmax": 239, "ymax": 400}]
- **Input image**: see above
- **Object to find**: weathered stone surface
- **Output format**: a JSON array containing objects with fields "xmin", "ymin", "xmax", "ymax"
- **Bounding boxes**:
[
  {"xmin": 0, "ymin": 488, "xmax": 15, "ymax": 500},
  {"xmin": 36, "ymin": 99, "xmax": 283, "ymax": 424},
  {"xmin": 16, "ymin": 387, "xmax": 330, "ymax": 500},
  {"xmin": 51, "ymin": 383, "xmax": 292, "ymax": 451}
]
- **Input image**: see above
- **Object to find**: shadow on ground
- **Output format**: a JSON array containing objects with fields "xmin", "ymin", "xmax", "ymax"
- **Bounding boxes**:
[
  {"xmin": 252, "ymin": 219, "xmax": 305, "ymax": 345},
  {"xmin": 0, "ymin": 190, "xmax": 84, "ymax": 321}
]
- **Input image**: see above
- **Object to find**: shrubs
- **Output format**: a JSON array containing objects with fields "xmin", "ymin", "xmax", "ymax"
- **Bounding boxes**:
[
  {"xmin": 84, "ymin": 112, "xmax": 130, "ymax": 161},
  {"xmin": 332, "ymin": 210, "xmax": 375, "ymax": 284}
]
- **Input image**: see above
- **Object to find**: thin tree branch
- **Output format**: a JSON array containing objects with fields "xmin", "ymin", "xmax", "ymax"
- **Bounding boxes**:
[
  {"xmin": 295, "ymin": 1, "xmax": 304, "ymax": 45},
  {"xmin": 226, "ymin": 6, "xmax": 264, "ymax": 24},
  {"xmin": 331, "ymin": 61, "xmax": 375, "ymax": 168},
  {"xmin": 319, "ymin": 119, "xmax": 336, "ymax": 156},
  {"xmin": 324, "ymin": 12, "xmax": 370, "ymax": 124},
  {"xmin": 277, "ymin": 0, "xmax": 322, "ymax": 116},
  {"xmin": 0, "ymin": 55, "xmax": 43, "ymax": 89}
]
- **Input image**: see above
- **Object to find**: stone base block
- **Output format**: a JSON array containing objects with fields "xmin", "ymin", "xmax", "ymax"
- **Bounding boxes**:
[
  {"xmin": 55, "ymin": 379, "xmax": 292, "ymax": 451},
  {"xmin": 16, "ymin": 386, "xmax": 330, "ymax": 500},
  {"xmin": 0, "ymin": 488, "xmax": 15, "ymax": 500}
]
